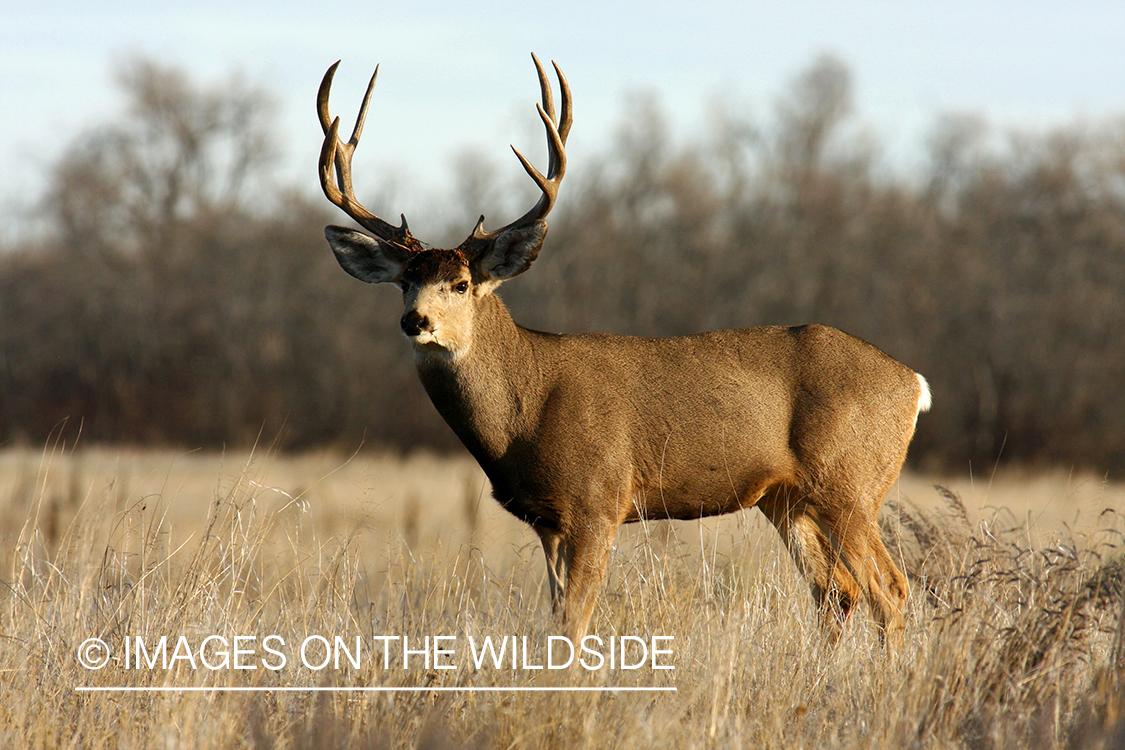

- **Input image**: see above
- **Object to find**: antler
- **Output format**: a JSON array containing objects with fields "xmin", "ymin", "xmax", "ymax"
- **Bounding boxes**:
[
  {"xmin": 468, "ymin": 53, "xmax": 572, "ymax": 244},
  {"xmin": 318, "ymin": 62, "xmax": 422, "ymax": 251}
]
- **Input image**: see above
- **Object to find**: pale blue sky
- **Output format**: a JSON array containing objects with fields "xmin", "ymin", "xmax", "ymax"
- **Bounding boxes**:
[{"xmin": 2, "ymin": 0, "xmax": 1122, "ymax": 232}]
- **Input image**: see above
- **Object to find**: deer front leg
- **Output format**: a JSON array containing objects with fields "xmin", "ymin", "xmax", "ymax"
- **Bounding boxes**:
[
  {"xmin": 561, "ymin": 519, "xmax": 617, "ymax": 643},
  {"xmin": 534, "ymin": 525, "xmax": 567, "ymax": 616}
]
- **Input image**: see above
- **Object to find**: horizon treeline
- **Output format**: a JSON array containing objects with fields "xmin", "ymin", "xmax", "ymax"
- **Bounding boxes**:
[{"xmin": 1, "ymin": 56, "xmax": 1123, "ymax": 474}]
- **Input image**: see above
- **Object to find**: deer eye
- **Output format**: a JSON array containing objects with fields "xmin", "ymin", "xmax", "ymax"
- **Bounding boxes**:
[{"xmin": 454, "ymin": 281, "xmax": 469, "ymax": 294}]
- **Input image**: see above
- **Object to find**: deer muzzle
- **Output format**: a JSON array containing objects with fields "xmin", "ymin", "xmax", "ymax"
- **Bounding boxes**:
[{"xmin": 400, "ymin": 310, "xmax": 432, "ymax": 338}]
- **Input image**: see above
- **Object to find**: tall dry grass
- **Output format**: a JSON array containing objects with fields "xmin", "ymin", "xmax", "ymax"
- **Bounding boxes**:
[{"xmin": 2, "ymin": 444, "xmax": 1124, "ymax": 748}]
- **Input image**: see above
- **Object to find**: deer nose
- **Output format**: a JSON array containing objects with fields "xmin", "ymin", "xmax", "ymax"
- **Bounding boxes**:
[{"xmin": 400, "ymin": 310, "xmax": 432, "ymax": 337}]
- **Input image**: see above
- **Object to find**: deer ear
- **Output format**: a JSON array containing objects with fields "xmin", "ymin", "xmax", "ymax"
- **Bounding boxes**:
[
  {"xmin": 474, "ymin": 221, "xmax": 547, "ymax": 281},
  {"xmin": 325, "ymin": 225, "xmax": 411, "ymax": 284}
]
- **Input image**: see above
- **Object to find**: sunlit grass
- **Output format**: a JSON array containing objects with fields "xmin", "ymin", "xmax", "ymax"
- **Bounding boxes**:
[{"xmin": 2, "ymin": 445, "xmax": 1123, "ymax": 748}]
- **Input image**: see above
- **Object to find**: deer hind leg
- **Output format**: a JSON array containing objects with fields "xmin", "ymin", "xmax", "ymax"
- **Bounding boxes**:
[
  {"xmin": 760, "ymin": 481, "xmax": 910, "ymax": 648},
  {"xmin": 823, "ymin": 468, "xmax": 913, "ymax": 648},
  {"xmin": 854, "ymin": 517, "xmax": 910, "ymax": 648},
  {"xmin": 805, "ymin": 501, "xmax": 909, "ymax": 649},
  {"xmin": 759, "ymin": 493, "xmax": 862, "ymax": 644},
  {"xmin": 867, "ymin": 472, "xmax": 913, "ymax": 647},
  {"xmin": 791, "ymin": 513, "xmax": 865, "ymax": 643}
]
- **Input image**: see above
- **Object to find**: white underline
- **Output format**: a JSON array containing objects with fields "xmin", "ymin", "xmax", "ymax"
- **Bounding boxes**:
[{"xmin": 75, "ymin": 686, "xmax": 676, "ymax": 693}]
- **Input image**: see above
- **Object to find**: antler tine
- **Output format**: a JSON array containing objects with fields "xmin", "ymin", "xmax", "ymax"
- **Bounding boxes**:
[
  {"xmin": 530, "ymin": 54, "xmax": 575, "ymax": 178},
  {"xmin": 316, "ymin": 62, "xmax": 339, "ymax": 134},
  {"xmin": 553, "ymin": 60, "xmax": 572, "ymax": 144},
  {"xmin": 349, "ymin": 65, "xmax": 379, "ymax": 146},
  {"xmin": 510, "ymin": 105, "xmax": 565, "ymax": 194},
  {"xmin": 339, "ymin": 67, "xmax": 378, "ymax": 195},
  {"xmin": 317, "ymin": 62, "xmax": 417, "ymax": 248},
  {"xmin": 532, "ymin": 54, "xmax": 555, "ymax": 138},
  {"xmin": 471, "ymin": 54, "xmax": 571, "ymax": 243}
]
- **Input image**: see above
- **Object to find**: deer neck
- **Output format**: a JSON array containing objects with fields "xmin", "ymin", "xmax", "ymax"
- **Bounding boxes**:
[{"xmin": 413, "ymin": 293, "xmax": 543, "ymax": 464}]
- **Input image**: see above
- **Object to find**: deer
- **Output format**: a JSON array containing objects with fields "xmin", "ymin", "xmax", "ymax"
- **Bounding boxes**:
[{"xmin": 316, "ymin": 54, "xmax": 931, "ymax": 648}]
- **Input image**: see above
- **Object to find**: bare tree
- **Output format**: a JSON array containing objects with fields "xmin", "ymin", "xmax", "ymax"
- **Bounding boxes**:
[
  {"xmin": 2, "ymin": 54, "xmax": 1124, "ymax": 477},
  {"xmin": 774, "ymin": 54, "xmax": 854, "ymax": 180},
  {"xmin": 45, "ymin": 57, "xmax": 277, "ymax": 257}
]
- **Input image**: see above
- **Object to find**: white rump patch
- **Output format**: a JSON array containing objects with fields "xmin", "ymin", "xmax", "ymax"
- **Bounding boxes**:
[{"xmin": 916, "ymin": 373, "xmax": 933, "ymax": 415}]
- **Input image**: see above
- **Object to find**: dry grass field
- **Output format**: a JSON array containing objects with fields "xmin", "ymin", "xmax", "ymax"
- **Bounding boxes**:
[{"xmin": 2, "ymin": 443, "xmax": 1124, "ymax": 748}]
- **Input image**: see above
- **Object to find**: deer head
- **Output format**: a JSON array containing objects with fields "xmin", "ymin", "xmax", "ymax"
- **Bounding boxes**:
[{"xmin": 318, "ymin": 55, "xmax": 571, "ymax": 356}]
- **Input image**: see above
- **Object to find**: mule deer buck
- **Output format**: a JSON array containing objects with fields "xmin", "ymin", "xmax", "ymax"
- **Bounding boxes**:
[{"xmin": 317, "ymin": 55, "xmax": 931, "ymax": 646}]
